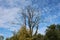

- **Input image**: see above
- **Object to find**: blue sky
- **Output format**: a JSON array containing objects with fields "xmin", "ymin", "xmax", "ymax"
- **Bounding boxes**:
[{"xmin": 0, "ymin": 0, "xmax": 60, "ymax": 39}]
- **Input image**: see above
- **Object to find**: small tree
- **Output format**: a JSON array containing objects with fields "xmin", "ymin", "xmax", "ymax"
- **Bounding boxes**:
[{"xmin": 17, "ymin": 26, "xmax": 30, "ymax": 40}]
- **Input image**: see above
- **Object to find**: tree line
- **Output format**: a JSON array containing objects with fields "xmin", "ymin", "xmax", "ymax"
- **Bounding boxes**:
[
  {"xmin": 0, "ymin": 24, "xmax": 60, "ymax": 40},
  {"xmin": 5, "ymin": 24, "xmax": 60, "ymax": 40}
]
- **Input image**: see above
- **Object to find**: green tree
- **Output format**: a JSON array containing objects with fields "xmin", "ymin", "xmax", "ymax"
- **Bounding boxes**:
[
  {"xmin": 56, "ymin": 24, "xmax": 60, "ymax": 31},
  {"xmin": 33, "ymin": 34, "xmax": 44, "ymax": 40},
  {"xmin": 44, "ymin": 24, "xmax": 60, "ymax": 40},
  {"xmin": 56, "ymin": 24, "xmax": 60, "ymax": 40}
]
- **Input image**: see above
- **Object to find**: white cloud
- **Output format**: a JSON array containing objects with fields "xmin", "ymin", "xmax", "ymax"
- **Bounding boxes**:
[
  {"xmin": 0, "ymin": 7, "xmax": 20, "ymax": 28},
  {"xmin": 0, "ymin": 0, "xmax": 32, "ymax": 32}
]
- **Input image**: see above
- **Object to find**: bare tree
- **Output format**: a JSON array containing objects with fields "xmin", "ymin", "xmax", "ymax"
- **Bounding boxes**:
[{"xmin": 19, "ymin": 6, "xmax": 41, "ymax": 37}]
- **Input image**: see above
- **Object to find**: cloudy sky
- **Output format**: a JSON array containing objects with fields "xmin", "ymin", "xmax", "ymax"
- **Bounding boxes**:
[{"xmin": 0, "ymin": 0, "xmax": 60, "ymax": 39}]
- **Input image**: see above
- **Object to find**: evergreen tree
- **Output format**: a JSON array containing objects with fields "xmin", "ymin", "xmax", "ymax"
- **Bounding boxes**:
[{"xmin": 44, "ymin": 24, "xmax": 60, "ymax": 40}]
